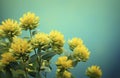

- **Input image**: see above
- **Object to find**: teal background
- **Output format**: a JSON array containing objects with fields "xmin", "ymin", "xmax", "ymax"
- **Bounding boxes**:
[{"xmin": 0, "ymin": 0, "xmax": 120, "ymax": 78}]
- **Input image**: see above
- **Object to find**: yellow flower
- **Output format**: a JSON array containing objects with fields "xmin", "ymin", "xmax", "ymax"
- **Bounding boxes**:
[
  {"xmin": 0, "ymin": 52, "xmax": 16, "ymax": 65},
  {"xmin": 10, "ymin": 37, "xmax": 32, "ymax": 55},
  {"xmin": 63, "ymin": 70, "xmax": 72, "ymax": 78},
  {"xmin": 56, "ymin": 56, "xmax": 73, "ymax": 69},
  {"xmin": 73, "ymin": 45, "xmax": 90, "ymax": 62},
  {"xmin": 20, "ymin": 12, "xmax": 39, "ymax": 30},
  {"xmin": 86, "ymin": 65, "xmax": 102, "ymax": 78},
  {"xmin": 31, "ymin": 33, "xmax": 50, "ymax": 49},
  {"xmin": 56, "ymin": 69, "xmax": 72, "ymax": 78},
  {"xmin": 0, "ymin": 19, "xmax": 21, "ymax": 37},
  {"xmin": 49, "ymin": 30, "xmax": 65, "ymax": 47},
  {"xmin": 68, "ymin": 37, "xmax": 83, "ymax": 51}
]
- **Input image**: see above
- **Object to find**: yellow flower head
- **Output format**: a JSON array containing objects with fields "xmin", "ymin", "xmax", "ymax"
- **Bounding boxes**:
[
  {"xmin": 56, "ymin": 69, "xmax": 72, "ymax": 78},
  {"xmin": 56, "ymin": 56, "xmax": 73, "ymax": 69},
  {"xmin": 0, "ymin": 52, "xmax": 16, "ymax": 65},
  {"xmin": 63, "ymin": 70, "xmax": 72, "ymax": 78},
  {"xmin": 49, "ymin": 30, "xmax": 65, "ymax": 47},
  {"xmin": 20, "ymin": 12, "xmax": 39, "ymax": 30},
  {"xmin": 0, "ymin": 19, "xmax": 21, "ymax": 37},
  {"xmin": 86, "ymin": 65, "xmax": 102, "ymax": 78},
  {"xmin": 10, "ymin": 37, "xmax": 32, "ymax": 55},
  {"xmin": 73, "ymin": 45, "xmax": 90, "ymax": 62},
  {"xmin": 68, "ymin": 38, "xmax": 83, "ymax": 51},
  {"xmin": 31, "ymin": 33, "xmax": 50, "ymax": 49}
]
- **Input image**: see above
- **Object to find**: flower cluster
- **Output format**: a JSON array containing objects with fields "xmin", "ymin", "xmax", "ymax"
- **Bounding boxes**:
[
  {"xmin": 49, "ymin": 30, "xmax": 65, "ymax": 54},
  {"xmin": 10, "ymin": 37, "xmax": 32, "ymax": 55},
  {"xmin": 68, "ymin": 38, "xmax": 83, "ymax": 51},
  {"xmin": 31, "ymin": 33, "xmax": 50, "ymax": 50},
  {"xmin": 49, "ymin": 30, "xmax": 64, "ymax": 47},
  {"xmin": 0, "ymin": 19, "xmax": 21, "ymax": 38},
  {"xmin": 20, "ymin": 12, "xmax": 39, "ymax": 30},
  {"xmin": 73, "ymin": 45, "xmax": 90, "ymax": 62},
  {"xmin": 56, "ymin": 69, "xmax": 72, "ymax": 78},
  {"xmin": 63, "ymin": 70, "xmax": 72, "ymax": 78},
  {"xmin": 56, "ymin": 56, "xmax": 73, "ymax": 78},
  {"xmin": 86, "ymin": 65, "xmax": 102, "ymax": 78},
  {"xmin": 0, "ymin": 52, "xmax": 16, "ymax": 65},
  {"xmin": 56, "ymin": 56, "xmax": 73, "ymax": 69},
  {"xmin": 68, "ymin": 38, "xmax": 90, "ymax": 62}
]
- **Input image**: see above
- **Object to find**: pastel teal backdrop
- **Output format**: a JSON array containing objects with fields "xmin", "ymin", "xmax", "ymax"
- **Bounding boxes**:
[{"xmin": 0, "ymin": 0, "xmax": 120, "ymax": 78}]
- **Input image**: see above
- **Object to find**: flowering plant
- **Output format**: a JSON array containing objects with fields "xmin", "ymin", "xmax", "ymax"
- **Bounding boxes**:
[{"xmin": 0, "ymin": 12, "xmax": 102, "ymax": 78}]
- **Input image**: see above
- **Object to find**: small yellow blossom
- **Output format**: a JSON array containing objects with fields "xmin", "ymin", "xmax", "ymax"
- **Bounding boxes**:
[
  {"xmin": 73, "ymin": 45, "xmax": 90, "ymax": 62},
  {"xmin": 68, "ymin": 37, "xmax": 83, "ymax": 51},
  {"xmin": 49, "ymin": 30, "xmax": 65, "ymax": 47},
  {"xmin": 31, "ymin": 33, "xmax": 50, "ymax": 49},
  {"xmin": 63, "ymin": 70, "xmax": 72, "ymax": 78},
  {"xmin": 0, "ymin": 52, "xmax": 16, "ymax": 65},
  {"xmin": 0, "ymin": 19, "xmax": 21, "ymax": 37},
  {"xmin": 10, "ymin": 37, "xmax": 32, "ymax": 55},
  {"xmin": 56, "ymin": 56, "xmax": 73, "ymax": 69},
  {"xmin": 56, "ymin": 70, "xmax": 72, "ymax": 78},
  {"xmin": 86, "ymin": 65, "xmax": 102, "ymax": 78},
  {"xmin": 20, "ymin": 12, "xmax": 39, "ymax": 30},
  {"xmin": 29, "ymin": 63, "xmax": 33, "ymax": 66}
]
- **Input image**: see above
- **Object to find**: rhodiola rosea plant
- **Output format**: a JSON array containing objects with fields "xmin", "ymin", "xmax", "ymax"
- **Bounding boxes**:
[{"xmin": 0, "ymin": 12, "xmax": 102, "ymax": 78}]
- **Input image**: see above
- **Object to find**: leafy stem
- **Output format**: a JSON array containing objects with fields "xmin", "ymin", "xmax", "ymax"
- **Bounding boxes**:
[
  {"xmin": 22, "ymin": 56, "xmax": 28, "ymax": 78},
  {"xmin": 34, "ymin": 48, "xmax": 42, "ymax": 78}
]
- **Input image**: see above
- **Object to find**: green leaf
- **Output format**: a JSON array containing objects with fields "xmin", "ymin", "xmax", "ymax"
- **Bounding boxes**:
[
  {"xmin": 35, "ymin": 72, "xmax": 41, "ymax": 78},
  {"xmin": 17, "ymin": 74, "xmax": 25, "ymax": 78},
  {"xmin": 72, "ymin": 60, "xmax": 78, "ymax": 67},
  {"xmin": 29, "ymin": 54, "xmax": 37, "ymax": 63},
  {"xmin": 41, "ymin": 66, "xmax": 51, "ymax": 72},
  {"xmin": 42, "ymin": 52, "xmax": 56, "ymax": 60},
  {"xmin": 29, "ymin": 55, "xmax": 39, "ymax": 70},
  {"xmin": 0, "ymin": 39, "xmax": 10, "ymax": 54},
  {"xmin": 71, "ymin": 75, "xmax": 75, "ymax": 78},
  {"xmin": 9, "ymin": 62, "xmax": 19, "ymax": 70},
  {"xmin": 28, "ymin": 71, "xmax": 37, "ymax": 77},
  {"xmin": 8, "ymin": 62, "xmax": 25, "ymax": 71},
  {"xmin": 11, "ymin": 70, "xmax": 25, "ymax": 78},
  {"xmin": 32, "ymin": 30, "xmax": 38, "ymax": 36},
  {"xmin": 5, "ymin": 67, "xmax": 13, "ymax": 78},
  {"xmin": 23, "ymin": 36, "xmax": 30, "ymax": 39},
  {"xmin": 0, "ymin": 71, "xmax": 5, "ymax": 78}
]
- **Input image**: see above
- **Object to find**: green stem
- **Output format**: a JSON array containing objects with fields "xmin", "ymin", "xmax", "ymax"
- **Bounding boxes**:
[
  {"xmin": 22, "ymin": 57, "xmax": 28, "ymax": 78},
  {"xmin": 44, "ymin": 72, "xmax": 47, "ymax": 78},
  {"xmin": 8, "ymin": 32, "xmax": 13, "ymax": 42},
  {"xmin": 34, "ymin": 49, "xmax": 37, "ymax": 54},
  {"xmin": 29, "ymin": 29, "xmax": 32, "ymax": 39},
  {"xmin": 5, "ymin": 66, "xmax": 13, "ymax": 78},
  {"xmin": 29, "ymin": 29, "xmax": 42, "ymax": 78},
  {"xmin": 37, "ymin": 51, "xmax": 42, "ymax": 73},
  {"xmin": 34, "ymin": 49, "xmax": 42, "ymax": 78},
  {"xmin": 24, "ymin": 68, "xmax": 28, "ymax": 78}
]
